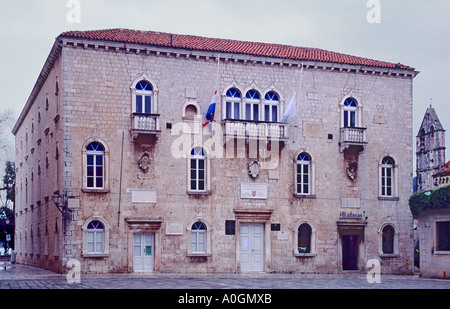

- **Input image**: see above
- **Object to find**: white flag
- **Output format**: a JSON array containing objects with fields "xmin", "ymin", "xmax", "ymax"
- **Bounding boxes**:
[{"xmin": 281, "ymin": 92, "xmax": 296, "ymax": 123}]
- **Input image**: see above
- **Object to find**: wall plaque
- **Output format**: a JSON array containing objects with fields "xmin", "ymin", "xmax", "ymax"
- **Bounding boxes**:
[
  {"xmin": 271, "ymin": 223, "xmax": 281, "ymax": 231},
  {"xmin": 131, "ymin": 189, "xmax": 157, "ymax": 203},
  {"xmin": 240, "ymin": 183, "xmax": 268, "ymax": 199},
  {"xmin": 277, "ymin": 231, "xmax": 289, "ymax": 241},
  {"xmin": 225, "ymin": 220, "xmax": 236, "ymax": 235},
  {"xmin": 166, "ymin": 222, "xmax": 183, "ymax": 235}
]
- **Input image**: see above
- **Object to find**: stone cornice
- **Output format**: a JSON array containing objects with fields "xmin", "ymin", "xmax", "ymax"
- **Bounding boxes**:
[
  {"xmin": 12, "ymin": 38, "xmax": 62, "ymax": 135},
  {"xmin": 12, "ymin": 35, "xmax": 419, "ymax": 135},
  {"xmin": 60, "ymin": 36, "xmax": 419, "ymax": 79}
]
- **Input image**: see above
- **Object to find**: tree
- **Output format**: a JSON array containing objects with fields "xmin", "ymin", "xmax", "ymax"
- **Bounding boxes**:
[
  {"xmin": 2, "ymin": 161, "xmax": 15, "ymax": 207},
  {"xmin": 0, "ymin": 161, "xmax": 15, "ymax": 252},
  {"xmin": 0, "ymin": 109, "xmax": 15, "ymax": 253}
]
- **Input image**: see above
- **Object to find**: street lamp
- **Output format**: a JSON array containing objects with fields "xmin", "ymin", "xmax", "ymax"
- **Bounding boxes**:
[
  {"xmin": 52, "ymin": 193, "xmax": 64, "ymax": 214},
  {"xmin": 52, "ymin": 192, "xmax": 72, "ymax": 225}
]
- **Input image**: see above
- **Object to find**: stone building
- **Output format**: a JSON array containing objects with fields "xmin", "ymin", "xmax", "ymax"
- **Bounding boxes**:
[
  {"xmin": 12, "ymin": 29, "xmax": 418, "ymax": 274},
  {"xmin": 416, "ymin": 105, "xmax": 446, "ymax": 193},
  {"xmin": 413, "ymin": 106, "xmax": 449, "ymax": 278},
  {"xmin": 433, "ymin": 161, "xmax": 450, "ymax": 189}
]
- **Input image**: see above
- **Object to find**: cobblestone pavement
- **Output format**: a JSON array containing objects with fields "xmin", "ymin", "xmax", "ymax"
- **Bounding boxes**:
[{"xmin": 1, "ymin": 262, "xmax": 450, "ymax": 290}]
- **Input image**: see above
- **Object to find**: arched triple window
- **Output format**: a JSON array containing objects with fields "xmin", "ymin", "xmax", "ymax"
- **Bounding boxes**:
[
  {"xmin": 86, "ymin": 142, "xmax": 105, "ymax": 189},
  {"xmin": 224, "ymin": 87, "xmax": 281, "ymax": 123},
  {"xmin": 225, "ymin": 88, "xmax": 242, "ymax": 120}
]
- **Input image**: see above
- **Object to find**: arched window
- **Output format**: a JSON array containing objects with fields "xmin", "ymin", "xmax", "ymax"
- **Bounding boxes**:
[
  {"xmin": 86, "ymin": 142, "xmax": 105, "ymax": 189},
  {"xmin": 245, "ymin": 90, "xmax": 261, "ymax": 121},
  {"xmin": 380, "ymin": 156, "xmax": 395, "ymax": 197},
  {"xmin": 264, "ymin": 91, "xmax": 279, "ymax": 122},
  {"xmin": 296, "ymin": 153, "xmax": 311, "ymax": 195},
  {"xmin": 135, "ymin": 80, "xmax": 153, "ymax": 114},
  {"xmin": 225, "ymin": 88, "xmax": 242, "ymax": 120},
  {"xmin": 190, "ymin": 147, "xmax": 206, "ymax": 192},
  {"xmin": 419, "ymin": 128, "xmax": 426, "ymax": 151},
  {"xmin": 191, "ymin": 221, "xmax": 207, "ymax": 253},
  {"xmin": 298, "ymin": 224, "xmax": 312, "ymax": 253},
  {"xmin": 343, "ymin": 97, "xmax": 359, "ymax": 128},
  {"xmin": 187, "ymin": 219, "xmax": 212, "ymax": 256},
  {"xmin": 185, "ymin": 104, "xmax": 198, "ymax": 118},
  {"xmin": 430, "ymin": 125, "xmax": 435, "ymax": 148},
  {"xmin": 382, "ymin": 225, "xmax": 395, "ymax": 254},
  {"xmin": 87, "ymin": 220, "xmax": 104, "ymax": 254},
  {"xmin": 82, "ymin": 217, "xmax": 110, "ymax": 256}
]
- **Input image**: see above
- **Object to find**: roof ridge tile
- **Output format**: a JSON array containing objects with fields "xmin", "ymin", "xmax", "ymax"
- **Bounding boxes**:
[{"xmin": 59, "ymin": 28, "xmax": 415, "ymax": 71}]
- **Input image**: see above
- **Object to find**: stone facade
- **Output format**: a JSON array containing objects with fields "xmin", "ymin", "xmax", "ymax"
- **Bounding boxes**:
[
  {"xmin": 416, "ymin": 105, "xmax": 446, "ymax": 192},
  {"xmin": 417, "ymin": 209, "xmax": 450, "ymax": 278},
  {"xmin": 414, "ymin": 107, "xmax": 449, "ymax": 279},
  {"xmin": 433, "ymin": 161, "xmax": 450, "ymax": 189},
  {"xmin": 13, "ymin": 30, "xmax": 418, "ymax": 275}
]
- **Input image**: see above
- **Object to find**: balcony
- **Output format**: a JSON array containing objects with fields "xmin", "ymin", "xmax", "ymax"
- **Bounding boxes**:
[
  {"xmin": 222, "ymin": 119, "xmax": 289, "ymax": 142},
  {"xmin": 131, "ymin": 113, "xmax": 161, "ymax": 141},
  {"xmin": 339, "ymin": 127, "xmax": 367, "ymax": 152}
]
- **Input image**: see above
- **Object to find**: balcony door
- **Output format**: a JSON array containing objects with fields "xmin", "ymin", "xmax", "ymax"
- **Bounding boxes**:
[
  {"xmin": 245, "ymin": 90, "xmax": 261, "ymax": 121},
  {"xmin": 135, "ymin": 80, "xmax": 153, "ymax": 114},
  {"xmin": 343, "ymin": 97, "xmax": 358, "ymax": 128}
]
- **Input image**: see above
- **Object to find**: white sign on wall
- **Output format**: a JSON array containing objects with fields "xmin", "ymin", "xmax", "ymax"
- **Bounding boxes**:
[
  {"xmin": 240, "ymin": 183, "xmax": 268, "ymax": 199},
  {"xmin": 131, "ymin": 189, "xmax": 157, "ymax": 203},
  {"xmin": 277, "ymin": 231, "xmax": 289, "ymax": 241},
  {"xmin": 166, "ymin": 222, "xmax": 184, "ymax": 235}
]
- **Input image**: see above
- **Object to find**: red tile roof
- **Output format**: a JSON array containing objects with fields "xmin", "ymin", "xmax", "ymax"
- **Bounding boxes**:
[
  {"xmin": 435, "ymin": 161, "xmax": 450, "ymax": 177},
  {"xmin": 60, "ymin": 28, "xmax": 415, "ymax": 71}
]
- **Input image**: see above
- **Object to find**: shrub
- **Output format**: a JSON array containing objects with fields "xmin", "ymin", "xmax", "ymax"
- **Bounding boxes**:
[{"xmin": 409, "ymin": 185, "xmax": 450, "ymax": 218}]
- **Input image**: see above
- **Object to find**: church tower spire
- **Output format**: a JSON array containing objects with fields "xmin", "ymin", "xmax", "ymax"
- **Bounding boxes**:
[{"xmin": 416, "ymin": 105, "xmax": 446, "ymax": 192}]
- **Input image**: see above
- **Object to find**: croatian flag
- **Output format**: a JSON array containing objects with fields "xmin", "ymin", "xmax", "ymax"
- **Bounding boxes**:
[
  {"xmin": 203, "ymin": 91, "xmax": 217, "ymax": 126},
  {"xmin": 281, "ymin": 92, "xmax": 296, "ymax": 123}
]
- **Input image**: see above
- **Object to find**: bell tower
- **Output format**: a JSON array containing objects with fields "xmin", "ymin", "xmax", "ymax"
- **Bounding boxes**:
[{"xmin": 416, "ymin": 105, "xmax": 446, "ymax": 192}]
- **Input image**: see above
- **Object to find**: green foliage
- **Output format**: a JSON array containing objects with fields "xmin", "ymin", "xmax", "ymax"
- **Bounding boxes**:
[
  {"xmin": 2, "ymin": 161, "xmax": 15, "ymax": 205},
  {"xmin": 0, "ymin": 160, "xmax": 15, "ymax": 251},
  {"xmin": 409, "ymin": 185, "xmax": 450, "ymax": 218}
]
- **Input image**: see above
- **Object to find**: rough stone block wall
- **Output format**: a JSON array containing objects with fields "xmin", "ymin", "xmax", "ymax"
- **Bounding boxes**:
[{"xmin": 15, "ymin": 39, "xmax": 415, "ymax": 275}]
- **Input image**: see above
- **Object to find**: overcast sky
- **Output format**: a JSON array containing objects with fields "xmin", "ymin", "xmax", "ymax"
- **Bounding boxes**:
[{"xmin": 0, "ymin": 0, "xmax": 449, "ymax": 164}]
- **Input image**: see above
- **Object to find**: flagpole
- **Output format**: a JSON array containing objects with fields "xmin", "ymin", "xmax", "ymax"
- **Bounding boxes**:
[
  {"xmin": 215, "ymin": 54, "xmax": 221, "ymax": 91},
  {"xmin": 211, "ymin": 54, "xmax": 221, "ymax": 136},
  {"xmin": 293, "ymin": 63, "xmax": 304, "ymax": 144}
]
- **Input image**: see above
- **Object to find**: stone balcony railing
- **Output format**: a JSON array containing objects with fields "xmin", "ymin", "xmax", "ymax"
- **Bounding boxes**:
[
  {"xmin": 339, "ymin": 127, "xmax": 367, "ymax": 152},
  {"xmin": 131, "ymin": 113, "xmax": 161, "ymax": 140},
  {"xmin": 222, "ymin": 119, "xmax": 289, "ymax": 142}
]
